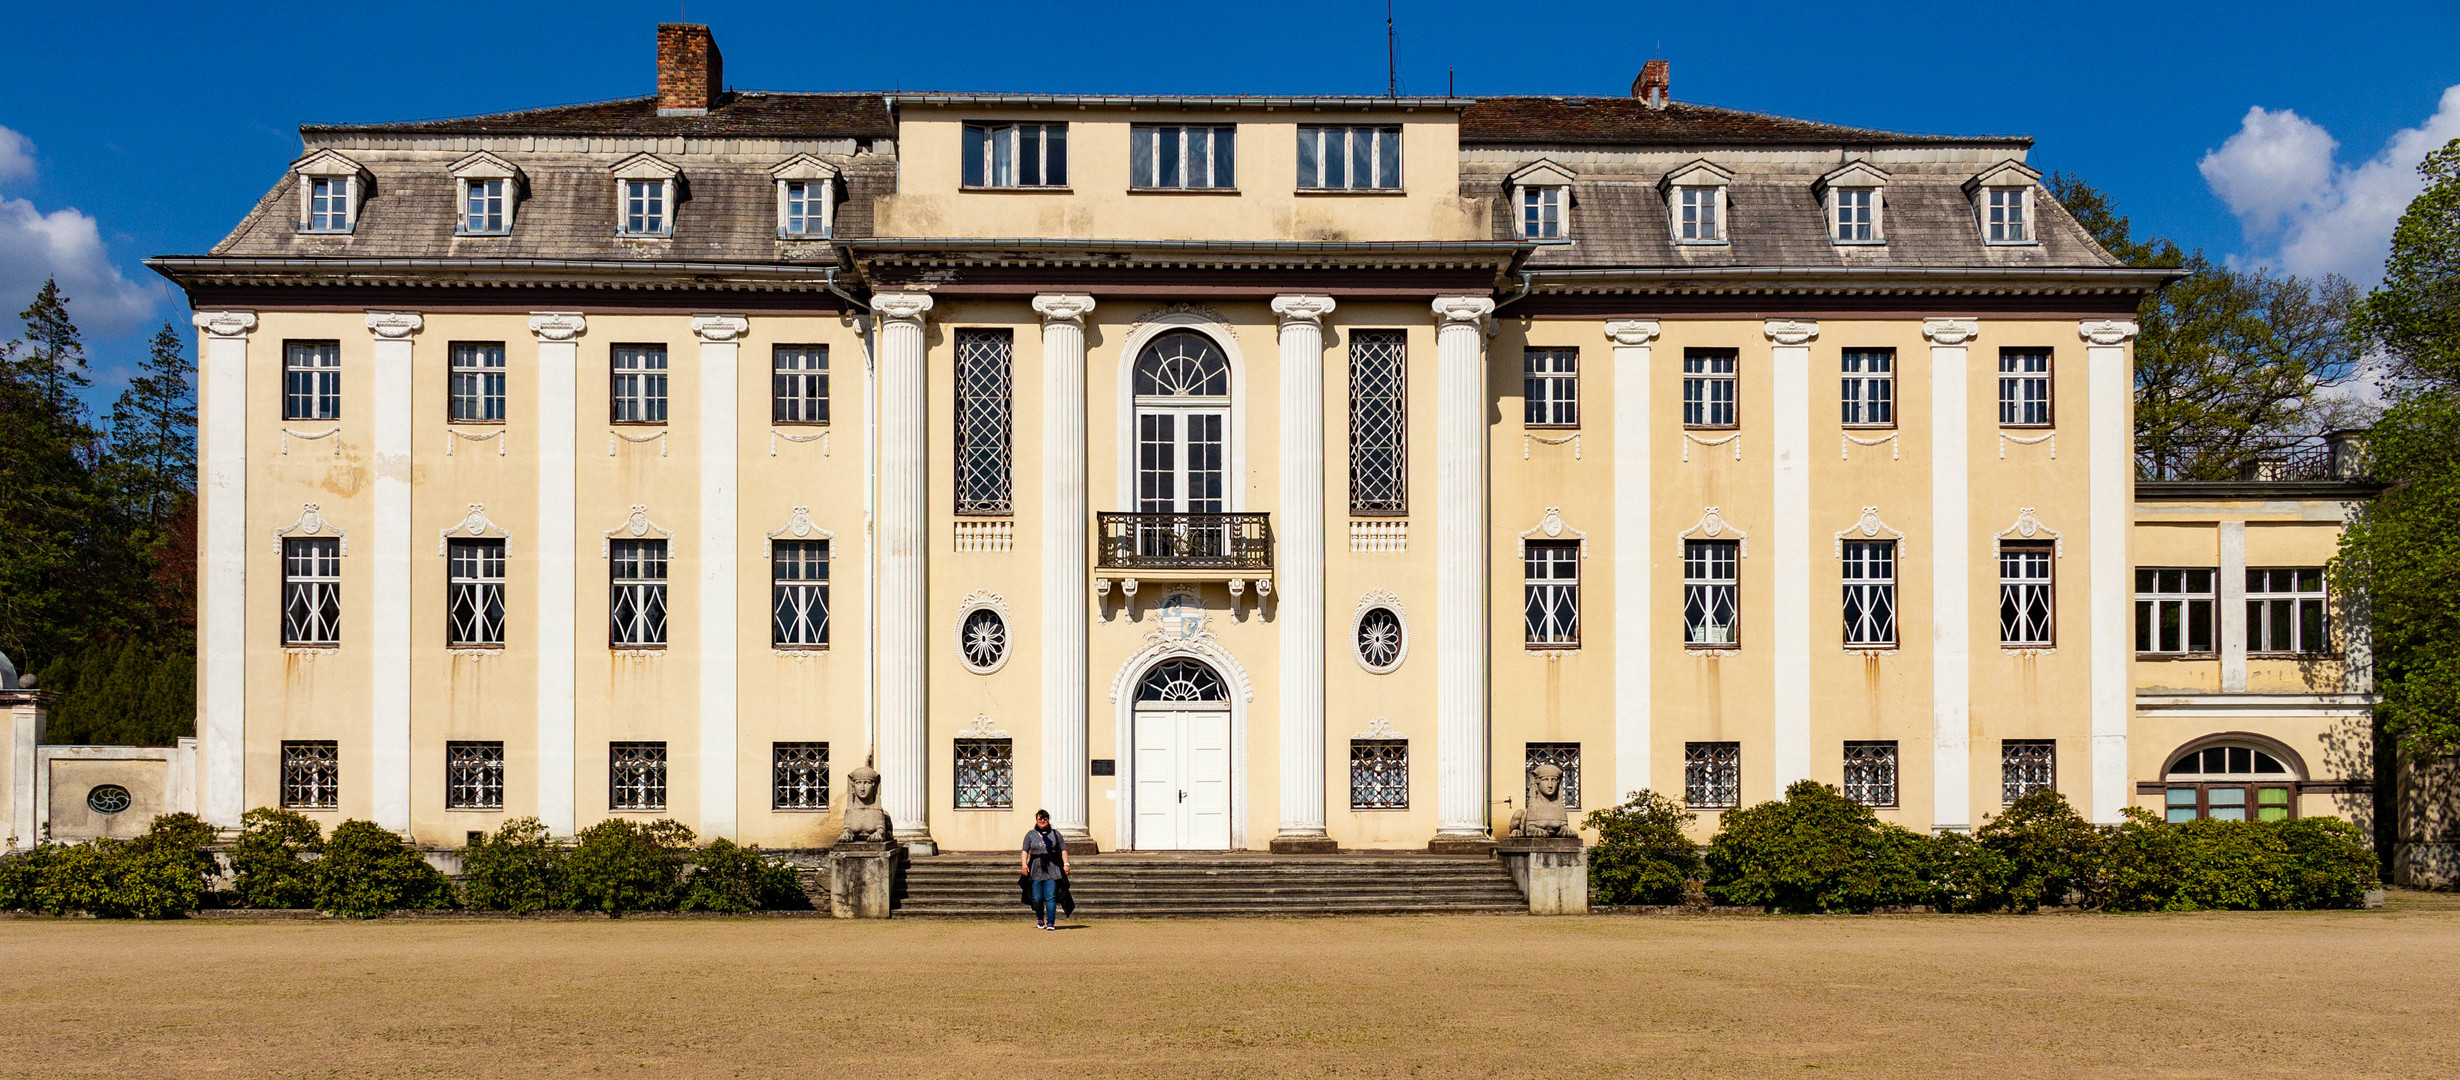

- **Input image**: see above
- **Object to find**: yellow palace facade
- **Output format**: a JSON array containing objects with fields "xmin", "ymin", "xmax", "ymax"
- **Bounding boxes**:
[{"xmin": 143, "ymin": 25, "xmax": 2376, "ymax": 854}]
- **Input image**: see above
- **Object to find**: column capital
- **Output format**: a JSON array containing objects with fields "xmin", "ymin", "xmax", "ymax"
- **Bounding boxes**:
[
  {"xmin": 364, "ymin": 310, "xmax": 423, "ymax": 339},
  {"xmin": 1032, "ymin": 293, "xmax": 1097, "ymax": 325},
  {"xmin": 1921, "ymin": 317, "xmax": 1979, "ymax": 345},
  {"xmin": 690, "ymin": 314, "xmax": 750, "ymax": 343},
  {"xmin": 1431, "ymin": 295, "xmax": 1496, "ymax": 324},
  {"xmin": 1603, "ymin": 319, "xmax": 1661, "ymax": 346},
  {"xmin": 1271, "ymin": 294, "xmax": 1337, "ymax": 325},
  {"xmin": 192, "ymin": 310, "xmax": 257, "ymax": 339},
  {"xmin": 529, "ymin": 311, "xmax": 587, "ymax": 341},
  {"xmin": 874, "ymin": 292, "xmax": 935, "ymax": 322},
  {"xmin": 2079, "ymin": 318, "xmax": 2139, "ymax": 345},
  {"xmin": 1762, "ymin": 318, "xmax": 1819, "ymax": 345}
]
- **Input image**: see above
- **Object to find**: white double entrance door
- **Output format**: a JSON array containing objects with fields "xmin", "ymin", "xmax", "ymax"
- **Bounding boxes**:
[{"xmin": 1131, "ymin": 701, "xmax": 1232, "ymax": 850}]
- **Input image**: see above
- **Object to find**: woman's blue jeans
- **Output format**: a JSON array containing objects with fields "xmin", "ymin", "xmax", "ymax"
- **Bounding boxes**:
[{"xmin": 1031, "ymin": 878, "xmax": 1058, "ymax": 924}]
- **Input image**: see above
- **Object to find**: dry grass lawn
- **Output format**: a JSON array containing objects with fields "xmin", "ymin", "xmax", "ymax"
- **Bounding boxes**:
[{"xmin": 2, "ymin": 892, "xmax": 2456, "ymax": 1079}]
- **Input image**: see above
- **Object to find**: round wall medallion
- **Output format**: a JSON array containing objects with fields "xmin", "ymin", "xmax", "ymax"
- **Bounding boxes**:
[
  {"xmin": 87, "ymin": 784, "xmax": 132, "ymax": 815},
  {"xmin": 1355, "ymin": 605, "xmax": 1407, "ymax": 674},
  {"xmin": 959, "ymin": 607, "xmax": 1010, "ymax": 673}
]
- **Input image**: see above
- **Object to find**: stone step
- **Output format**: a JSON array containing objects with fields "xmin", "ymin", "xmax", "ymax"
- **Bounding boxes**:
[{"xmin": 893, "ymin": 852, "xmax": 1528, "ymax": 918}]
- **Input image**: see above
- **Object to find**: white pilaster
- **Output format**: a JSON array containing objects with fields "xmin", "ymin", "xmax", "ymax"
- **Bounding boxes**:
[
  {"xmin": 1924, "ymin": 317, "xmax": 1978, "ymax": 832},
  {"xmin": 1607, "ymin": 320, "xmax": 1660, "ymax": 808},
  {"xmin": 195, "ymin": 310, "xmax": 255, "ymax": 828},
  {"xmin": 1432, "ymin": 295, "xmax": 1497, "ymax": 844},
  {"xmin": 2219, "ymin": 520, "xmax": 2248, "ymax": 693},
  {"xmin": 530, "ymin": 311, "xmax": 584, "ymax": 836},
  {"xmin": 1766, "ymin": 319, "xmax": 1817, "ymax": 792},
  {"xmin": 692, "ymin": 313, "xmax": 748, "ymax": 840},
  {"xmin": 2083, "ymin": 318, "xmax": 2139, "ymax": 823},
  {"xmin": 874, "ymin": 292, "xmax": 935, "ymax": 852},
  {"xmin": 1272, "ymin": 294, "xmax": 1336, "ymax": 848},
  {"xmin": 365, "ymin": 311, "xmax": 421, "ymax": 834},
  {"xmin": 1033, "ymin": 293, "xmax": 1096, "ymax": 843}
]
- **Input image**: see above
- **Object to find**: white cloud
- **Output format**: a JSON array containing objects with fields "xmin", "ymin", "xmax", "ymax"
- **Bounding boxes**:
[
  {"xmin": 0, "ymin": 125, "xmax": 166, "ymax": 339},
  {"xmin": 2201, "ymin": 86, "xmax": 2460, "ymax": 286}
]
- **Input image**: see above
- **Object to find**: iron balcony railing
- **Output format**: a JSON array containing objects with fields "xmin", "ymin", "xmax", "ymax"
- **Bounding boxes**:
[
  {"xmin": 2136, "ymin": 430, "xmax": 2369, "ymax": 483},
  {"xmin": 1097, "ymin": 512, "xmax": 1273, "ymax": 572}
]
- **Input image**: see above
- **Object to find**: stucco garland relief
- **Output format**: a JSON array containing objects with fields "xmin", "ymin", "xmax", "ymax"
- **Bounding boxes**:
[
  {"xmin": 1832, "ymin": 507, "xmax": 1906, "ymax": 558},
  {"xmin": 1996, "ymin": 507, "xmax": 2064, "ymax": 557},
  {"xmin": 1682, "ymin": 430, "xmax": 1742, "ymax": 461},
  {"xmin": 608, "ymin": 429, "xmax": 668, "ymax": 456},
  {"xmin": 600, "ymin": 505, "xmax": 674, "ymax": 557},
  {"xmin": 1518, "ymin": 507, "xmax": 1587, "ymax": 559},
  {"xmin": 1842, "ymin": 431, "xmax": 1898, "ymax": 460},
  {"xmin": 762, "ymin": 505, "xmax": 832, "ymax": 556},
  {"xmin": 769, "ymin": 429, "xmax": 828, "ymax": 456},
  {"xmin": 1998, "ymin": 431, "xmax": 2056, "ymax": 459},
  {"xmin": 446, "ymin": 428, "xmax": 506, "ymax": 456},
  {"xmin": 273, "ymin": 504, "xmax": 346, "ymax": 555},
  {"xmin": 192, "ymin": 310, "xmax": 257, "ymax": 339},
  {"xmin": 1351, "ymin": 590, "xmax": 1411, "ymax": 675},
  {"xmin": 1679, "ymin": 506, "xmax": 1746, "ymax": 558},
  {"xmin": 1524, "ymin": 431, "xmax": 1581, "ymax": 459},
  {"xmin": 1355, "ymin": 716, "xmax": 1401, "ymax": 739},
  {"xmin": 437, "ymin": 504, "xmax": 511, "ymax": 555},
  {"xmin": 279, "ymin": 427, "xmax": 340, "ymax": 455},
  {"xmin": 960, "ymin": 715, "xmax": 1011, "ymax": 739}
]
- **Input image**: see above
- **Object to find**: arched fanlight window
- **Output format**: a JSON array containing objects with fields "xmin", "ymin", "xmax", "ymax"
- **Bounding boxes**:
[
  {"xmin": 1136, "ymin": 659, "xmax": 1229, "ymax": 702},
  {"xmin": 1134, "ymin": 332, "xmax": 1231, "ymax": 398},
  {"xmin": 2161, "ymin": 740, "xmax": 2302, "ymax": 823},
  {"xmin": 2165, "ymin": 744, "xmax": 2294, "ymax": 779}
]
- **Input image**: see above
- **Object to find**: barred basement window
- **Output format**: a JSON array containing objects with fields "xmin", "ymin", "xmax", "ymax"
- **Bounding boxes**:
[
  {"xmin": 2000, "ymin": 542, "xmax": 2055, "ymax": 647},
  {"xmin": 1524, "ymin": 541, "xmax": 1580, "ymax": 646},
  {"xmin": 282, "ymin": 537, "xmax": 342, "ymax": 646},
  {"xmin": 955, "ymin": 738, "xmax": 1014, "ymax": 809},
  {"xmin": 2001, "ymin": 739, "xmax": 2056, "ymax": 805},
  {"xmin": 1523, "ymin": 347, "xmax": 1578, "ymax": 427},
  {"xmin": 281, "ymin": 740, "xmax": 339, "ymax": 809},
  {"xmin": 447, "ymin": 538, "xmax": 506, "ymax": 647},
  {"xmin": 1682, "ymin": 349, "xmax": 1737, "ymax": 428},
  {"xmin": 445, "ymin": 741, "xmax": 505, "ymax": 810},
  {"xmin": 1841, "ymin": 540, "xmax": 1897, "ymax": 646},
  {"xmin": 2248, "ymin": 568, "xmax": 2328, "ymax": 654},
  {"xmin": 1350, "ymin": 740, "xmax": 1408, "ymax": 810},
  {"xmin": 610, "ymin": 742, "xmax": 667, "ymax": 811},
  {"xmin": 284, "ymin": 341, "xmax": 341, "ymax": 420},
  {"xmin": 771, "ymin": 540, "xmax": 829, "ymax": 647},
  {"xmin": 772, "ymin": 345, "xmax": 828, "ymax": 424},
  {"xmin": 955, "ymin": 329, "xmax": 1015, "ymax": 514},
  {"xmin": 609, "ymin": 540, "xmax": 668, "ymax": 647},
  {"xmin": 1349, "ymin": 330, "xmax": 1408, "ymax": 513},
  {"xmin": 1684, "ymin": 539, "xmax": 1739, "ymax": 646},
  {"xmin": 1525, "ymin": 742, "xmax": 1582, "ymax": 810},
  {"xmin": 772, "ymin": 742, "xmax": 830, "ymax": 811},
  {"xmin": 2135, "ymin": 568, "xmax": 2216, "ymax": 655},
  {"xmin": 1842, "ymin": 741, "xmax": 1898, "ymax": 807},
  {"xmin": 1841, "ymin": 348, "xmax": 1893, "ymax": 427},
  {"xmin": 449, "ymin": 342, "xmax": 507, "ymax": 423},
  {"xmin": 1685, "ymin": 742, "xmax": 1740, "ymax": 808},
  {"xmin": 611, "ymin": 345, "xmax": 668, "ymax": 424}
]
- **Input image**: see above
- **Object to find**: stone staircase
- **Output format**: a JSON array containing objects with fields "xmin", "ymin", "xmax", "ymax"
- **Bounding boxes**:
[{"xmin": 897, "ymin": 853, "xmax": 1527, "ymax": 918}]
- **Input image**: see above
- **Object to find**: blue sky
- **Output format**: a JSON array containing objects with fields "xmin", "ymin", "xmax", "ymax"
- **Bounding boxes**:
[{"xmin": 2, "ymin": 0, "xmax": 2455, "ymax": 405}]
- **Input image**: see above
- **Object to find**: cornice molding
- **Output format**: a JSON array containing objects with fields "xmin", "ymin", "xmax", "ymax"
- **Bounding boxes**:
[
  {"xmin": 600, "ymin": 505, "xmax": 675, "ymax": 557},
  {"xmin": 274, "ymin": 503, "xmax": 347, "ymax": 556},
  {"xmin": 609, "ymin": 152, "xmax": 681, "ymax": 180},
  {"xmin": 437, "ymin": 503, "xmax": 510, "ymax": 554},
  {"xmin": 1833, "ymin": 506, "xmax": 1906, "ymax": 557}
]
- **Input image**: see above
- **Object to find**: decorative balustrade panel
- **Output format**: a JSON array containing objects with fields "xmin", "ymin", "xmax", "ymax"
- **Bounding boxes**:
[{"xmin": 1096, "ymin": 512, "xmax": 1273, "ymax": 571}]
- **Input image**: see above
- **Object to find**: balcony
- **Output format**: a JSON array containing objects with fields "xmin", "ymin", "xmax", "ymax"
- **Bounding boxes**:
[{"xmin": 1094, "ymin": 512, "xmax": 1274, "ymax": 601}]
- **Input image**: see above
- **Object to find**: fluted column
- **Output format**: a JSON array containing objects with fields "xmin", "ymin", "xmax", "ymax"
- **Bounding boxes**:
[
  {"xmin": 1924, "ymin": 317, "xmax": 1978, "ymax": 832},
  {"xmin": 1033, "ymin": 293, "xmax": 1095, "ymax": 845},
  {"xmin": 1431, "ymin": 295, "xmax": 1497, "ymax": 848},
  {"xmin": 194, "ymin": 310, "xmax": 256, "ymax": 828},
  {"xmin": 874, "ymin": 293, "xmax": 935, "ymax": 852},
  {"xmin": 2083, "ymin": 318, "xmax": 2140, "ymax": 824},
  {"xmin": 365, "ymin": 310, "xmax": 422, "ymax": 834},
  {"xmin": 1271, "ymin": 294, "xmax": 1337, "ymax": 853},
  {"xmin": 1606, "ymin": 320, "xmax": 1660, "ymax": 807},
  {"xmin": 1766, "ymin": 318, "xmax": 1817, "ymax": 793},
  {"xmin": 693, "ymin": 313, "xmax": 748, "ymax": 840},
  {"xmin": 530, "ymin": 312, "xmax": 585, "ymax": 837}
]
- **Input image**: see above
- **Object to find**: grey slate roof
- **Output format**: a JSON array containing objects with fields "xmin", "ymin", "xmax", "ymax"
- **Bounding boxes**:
[
  {"xmin": 301, "ymin": 93, "xmax": 894, "ymax": 140},
  {"xmin": 1460, "ymin": 97, "xmax": 2025, "ymax": 148}
]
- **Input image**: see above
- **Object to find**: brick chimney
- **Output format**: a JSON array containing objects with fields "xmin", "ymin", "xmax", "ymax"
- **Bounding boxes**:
[
  {"xmin": 656, "ymin": 23, "xmax": 723, "ymax": 116},
  {"xmin": 1632, "ymin": 60, "xmax": 1670, "ymax": 110}
]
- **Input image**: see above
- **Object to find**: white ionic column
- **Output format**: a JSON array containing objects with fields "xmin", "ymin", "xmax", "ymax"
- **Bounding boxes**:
[
  {"xmin": 1766, "ymin": 319, "xmax": 1818, "ymax": 792},
  {"xmin": 874, "ymin": 293, "xmax": 935, "ymax": 852},
  {"xmin": 365, "ymin": 311, "xmax": 421, "ymax": 834},
  {"xmin": 1432, "ymin": 295, "xmax": 1497, "ymax": 845},
  {"xmin": 530, "ymin": 311, "xmax": 584, "ymax": 836},
  {"xmin": 2083, "ymin": 318, "xmax": 2140, "ymax": 823},
  {"xmin": 1033, "ymin": 293, "xmax": 1096, "ymax": 844},
  {"xmin": 692, "ymin": 314, "xmax": 748, "ymax": 840},
  {"xmin": 1607, "ymin": 320, "xmax": 1660, "ymax": 807},
  {"xmin": 194, "ymin": 310, "xmax": 256, "ymax": 828},
  {"xmin": 1271, "ymin": 294, "xmax": 1336, "ymax": 851},
  {"xmin": 1924, "ymin": 317, "xmax": 1978, "ymax": 832},
  {"xmin": 2219, "ymin": 520, "xmax": 2248, "ymax": 693}
]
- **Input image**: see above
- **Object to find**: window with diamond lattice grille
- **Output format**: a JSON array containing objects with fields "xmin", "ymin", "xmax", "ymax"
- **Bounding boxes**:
[
  {"xmin": 446, "ymin": 741, "xmax": 505, "ymax": 810},
  {"xmin": 610, "ymin": 540, "xmax": 667, "ymax": 647},
  {"xmin": 1842, "ymin": 540, "xmax": 1896, "ymax": 646},
  {"xmin": 283, "ymin": 537, "xmax": 342, "ymax": 646},
  {"xmin": 773, "ymin": 345, "xmax": 828, "ymax": 424},
  {"xmin": 1525, "ymin": 742, "xmax": 1582, "ymax": 810},
  {"xmin": 2002, "ymin": 740, "xmax": 2056, "ymax": 805},
  {"xmin": 772, "ymin": 742, "xmax": 829, "ymax": 810},
  {"xmin": 1684, "ymin": 539, "xmax": 1739, "ymax": 646},
  {"xmin": 1685, "ymin": 741, "xmax": 1740, "ymax": 808},
  {"xmin": 1350, "ymin": 740, "xmax": 1408, "ymax": 809},
  {"xmin": 1843, "ymin": 741, "xmax": 1898, "ymax": 807},
  {"xmin": 1524, "ymin": 348, "xmax": 1578, "ymax": 427},
  {"xmin": 2000, "ymin": 542, "xmax": 2055, "ymax": 646},
  {"xmin": 448, "ymin": 539, "xmax": 505, "ymax": 647},
  {"xmin": 1525, "ymin": 541, "xmax": 1580, "ymax": 646},
  {"xmin": 610, "ymin": 742, "xmax": 667, "ymax": 811},
  {"xmin": 955, "ymin": 330, "xmax": 1014, "ymax": 514},
  {"xmin": 282, "ymin": 740, "xmax": 339, "ymax": 809},
  {"xmin": 955, "ymin": 738, "xmax": 1014, "ymax": 809},
  {"xmin": 771, "ymin": 540, "xmax": 828, "ymax": 647},
  {"xmin": 1349, "ymin": 330, "xmax": 1408, "ymax": 513}
]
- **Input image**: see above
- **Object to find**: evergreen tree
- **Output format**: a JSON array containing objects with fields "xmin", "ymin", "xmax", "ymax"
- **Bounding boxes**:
[
  {"xmin": 104, "ymin": 323, "xmax": 196, "ymax": 529},
  {"xmin": 16, "ymin": 278, "xmax": 90, "ymax": 414}
]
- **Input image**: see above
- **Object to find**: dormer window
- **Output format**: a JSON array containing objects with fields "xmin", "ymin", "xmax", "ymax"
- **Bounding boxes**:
[
  {"xmin": 450, "ymin": 151, "xmax": 523, "ymax": 236},
  {"xmin": 610, "ymin": 153, "xmax": 682, "ymax": 238},
  {"xmin": 1966, "ymin": 160, "xmax": 2043, "ymax": 246},
  {"xmin": 769, "ymin": 154, "xmax": 839, "ymax": 239},
  {"xmin": 1816, "ymin": 162, "xmax": 1890, "ymax": 246},
  {"xmin": 293, "ymin": 150, "xmax": 367, "ymax": 235},
  {"xmin": 1658, "ymin": 159, "xmax": 1733, "ymax": 245},
  {"xmin": 1507, "ymin": 159, "xmax": 1575, "ymax": 241}
]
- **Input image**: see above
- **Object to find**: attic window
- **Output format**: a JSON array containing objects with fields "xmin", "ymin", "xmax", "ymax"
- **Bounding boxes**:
[
  {"xmin": 1508, "ymin": 160, "xmax": 1575, "ymax": 241},
  {"xmin": 1658, "ymin": 160, "xmax": 1733, "ymax": 246},
  {"xmin": 610, "ymin": 153, "xmax": 682, "ymax": 238},
  {"xmin": 770, "ymin": 154, "xmax": 839, "ymax": 239},
  {"xmin": 1966, "ymin": 160, "xmax": 2042, "ymax": 246},
  {"xmin": 450, "ymin": 152, "xmax": 523, "ymax": 237},
  {"xmin": 293, "ymin": 151, "xmax": 367, "ymax": 235},
  {"xmin": 1816, "ymin": 162, "xmax": 1891, "ymax": 246}
]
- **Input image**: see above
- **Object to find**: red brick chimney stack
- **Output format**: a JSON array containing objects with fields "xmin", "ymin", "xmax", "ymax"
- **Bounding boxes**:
[
  {"xmin": 1632, "ymin": 60, "xmax": 1670, "ymax": 110},
  {"xmin": 656, "ymin": 24, "xmax": 723, "ymax": 116}
]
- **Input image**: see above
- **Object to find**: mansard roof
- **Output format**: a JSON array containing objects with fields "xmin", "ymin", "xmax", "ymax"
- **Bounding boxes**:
[
  {"xmin": 1460, "ymin": 96, "xmax": 2026, "ymax": 149},
  {"xmin": 302, "ymin": 92, "xmax": 896, "ymax": 140}
]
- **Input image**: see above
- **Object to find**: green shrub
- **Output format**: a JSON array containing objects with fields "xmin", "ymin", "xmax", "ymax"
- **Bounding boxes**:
[
  {"xmin": 678, "ymin": 839, "xmax": 809, "ymax": 912},
  {"xmin": 564, "ymin": 818, "xmax": 695, "ymax": 915},
  {"xmin": 1975, "ymin": 790, "xmax": 2102, "ymax": 911},
  {"xmin": 313, "ymin": 820, "xmax": 454, "ymax": 917},
  {"xmin": 1584, "ymin": 790, "xmax": 1703, "ymax": 905},
  {"xmin": 1923, "ymin": 831, "xmax": 2015, "ymax": 913},
  {"xmin": 231, "ymin": 808, "xmax": 321, "ymax": 908},
  {"xmin": 461, "ymin": 817, "xmax": 567, "ymax": 913},
  {"xmin": 0, "ymin": 844, "xmax": 62, "ymax": 910},
  {"xmin": 2275, "ymin": 816, "xmax": 2380, "ymax": 909},
  {"xmin": 0, "ymin": 817, "xmax": 215, "ymax": 919},
  {"xmin": 1704, "ymin": 780, "xmax": 1930, "ymax": 913},
  {"xmin": 2096, "ymin": 808, "xmax": 2379, "ymax": 912}
]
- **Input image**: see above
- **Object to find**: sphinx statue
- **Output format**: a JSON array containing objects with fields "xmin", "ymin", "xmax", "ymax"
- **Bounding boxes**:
[
  {"xmin": 1508, "ymin": 763, "xmax": 1578, "ymax": 839},
  {"xmin": 836, "ymin": 765, "xmax": 897, "ymax": 843}
]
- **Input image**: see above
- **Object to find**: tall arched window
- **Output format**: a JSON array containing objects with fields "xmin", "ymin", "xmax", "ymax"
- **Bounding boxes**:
[{"xmin": 1131, "ymin": 331, "xmax": 1233, "ymax": 557}]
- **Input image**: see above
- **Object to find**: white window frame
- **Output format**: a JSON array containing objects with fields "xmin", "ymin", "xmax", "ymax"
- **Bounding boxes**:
[
  {"xmin": 446, "ymin": 538, "xmax": 507, "ymax": 648},
  {"xmin": 1831, "ymin": 187, "xmax": 1881, "ymax": 244},
  {"xmin": 449, "ymin": 341, "xmax": 507, "ymax": 423},
  {"xmin": 305, "ymin": 176, "xmax": 356, "ymax": 233},
  {"xmin": 1982, "ymin": 186, "xmax": 2033, "ymax": 244},
  {"xmin": 457, "ymin": 177, "xmax": 510, "ymax": 236},
  {"xmin": 1523, "ymin": 540, "xmax": 1581, "ymax": 647},
  {"xmin": 1523, "ymin": 347, "xmax": 1579, "ymax": 428},
  {"xmin": 1999, "ymin": 542, "xmax": 2056, "ymax": 647},
  {"xmin": 1296, "ymin": 125, "xmax": 1403, "ymax": 191},
  {"xmin": 1840, "ymin": 348, "xmax": 1893, "ymax": 427},
  {"xmin": 777, "ymin": 179, "xmax": 832, "ymax": 237},
  {"xmin": 1131, "ymin": 124, "xmax": 1238, "ymax": 190},
  {"xmin": 771, "ymin": 539, "xmax": 830, "ymax": 649},
  {"xmin": 282, "ymin": 537, "xmax": 343, "ymax": 647},
  {"xmin": 2246, "ymin": 567, "xmax": 2329, "ymax": 656},
  {"xmin": 1518, "ymin": 185, "xmax": 1566, "ymax": 240},
  {"xmin": 611, "ymin": 345, "xmax": 669, "ymax": 424},
  {"xmin": 449, "ymin": 152, "xmax": 521, "ymax": 237},
  {"xmin": 1684, "ymin": 539, "xmax": 1741, "ymax": 647},
  {"xmin": 609, "ymin": 539, "xmax": 668, "ymax": 648},
  {"xmin": 962, "ymin": 122, "xmax": 1068, "ymax": 189},
  {"xmin": 1682, "ymin": 349, "xmax": 1737, "ymax": 428},
  {"xmin": 2135, "ymin": 567, "xmax": 2217, "ymax": 656},
  {"xmin": 294, "ymin": 151, "xmax": 366, "ymax": 235},
  {"xmin": 1673, "ymin": 185, "xmax": 1726, "ymax": 243},
  {"xmin": 1966, "ymin": 161, "xmax": 2043, "ymax": 247},
  {"xmin": 619, "ymin": 178, "xmax": 672, "ymax": 237},
  {"xmin": 1998, "ymin": 349, "xmax": 2053, "ymax": 427},
  {"xmin": 1841, "ymin": 540, "xmax": 1897, "ymax": 647}
]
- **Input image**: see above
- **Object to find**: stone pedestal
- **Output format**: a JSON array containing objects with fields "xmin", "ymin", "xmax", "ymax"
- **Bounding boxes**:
[
  {"xmin": 1496, "ymin": 837, "xmax": 1587, "ymax": 915},
  {"xmin": 827, "ymin": 841, "xmax": 906, "ymax": 918}
]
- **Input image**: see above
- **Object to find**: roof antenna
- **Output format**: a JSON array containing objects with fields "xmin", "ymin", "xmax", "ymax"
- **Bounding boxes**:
[
  {"xmin": 1387, "ymin": 0, "xmax": 1398, "ymax": 98},
  {"xmin": 1448, "ymin": 66, "xmax": 1455, "ymax": 98}
]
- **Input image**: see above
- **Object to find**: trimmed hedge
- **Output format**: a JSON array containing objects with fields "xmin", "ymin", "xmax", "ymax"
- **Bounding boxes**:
[
  {"xmin": 231, "ymin": 808, "xmax": 321, "ymax": 908},
  {"xmin": 315, "ymin": 820, "xmax": 455, "ymax": 917},
  {"xmin": 0, "ymin": 814, "xmax": 217, "ymax": 918},
  {"xmin": 1591, "ymin": 782, "xmax": 2380, "ymax": 913},
  {"xmin": 463, "ymin": 817, "xmax": 810, "ymax": 916}
]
